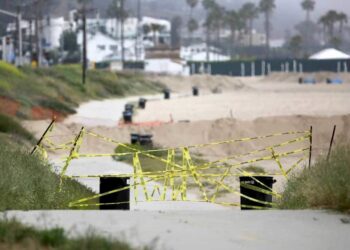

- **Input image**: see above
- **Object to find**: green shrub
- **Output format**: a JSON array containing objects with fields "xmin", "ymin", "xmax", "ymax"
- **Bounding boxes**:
[
  {"xmin": 0, "ymin": 141, "xmax": 96, "ymax": 210},
  {"xmin": 0, "ymin": 219, "xmax": 140, "ymax": 250},
  {"xmin": 38, "ymin": 99, "xmax": 76, "ymax": 114},
  {"xmin": 0, "ymin": 113, "xmax": 34, "ymax": 141},
  {"xmin": 114, "ymin": 144, "xmax": 206, "ymax": 173},
  {"xmin": 279, "ymin": 145, "xmax": 350, "ymax": 212},
  {"xmin": 242, "ymin": 165, "xmax": 266, "ymax": 174},
  {"xmin": 0, "ymin": 63, "xmax": 163, "ymax": 119}
]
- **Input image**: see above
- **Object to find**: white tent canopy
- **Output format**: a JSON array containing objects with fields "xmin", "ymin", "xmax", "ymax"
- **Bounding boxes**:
[{"xmin": 309, "ymin": 48, "xmax": 350, "ymax": 60}]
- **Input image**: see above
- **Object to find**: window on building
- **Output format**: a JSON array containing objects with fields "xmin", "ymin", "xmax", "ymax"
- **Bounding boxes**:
[
  {"xmin": 97, "ymin": 45, "xmax": 106, "ymax": 50},
  {"xmin": 110, "ymin": 45, "xmax": 118, "ymax": 51}
]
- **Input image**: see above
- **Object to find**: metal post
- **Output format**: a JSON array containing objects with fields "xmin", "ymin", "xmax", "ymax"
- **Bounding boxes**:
[
  {"xmin": 121, "ymin": 0, "xmax": 125, "ymax": 65},
  {"xmin": 136, "ymin": 0, "xmax": 141, "ymax": 60},
  {"xmin": 30, "ymin": 118, "xmax": 56, "ymax": 155},
  {"xmin": 251, "ymin": 62, "xmax": 255, "ymax": 77},
  {"xmin": 262, "ymin": 60, "xmax": 266, "ymax": 76},
  {"xmin": 327, "ymin": 125, "xmax": 337, "ymax": 161},
  {"xmin": 82, "ymin": 6, "xmax": 87, "ymax": 84},
  {"xmin": 308, "ymin": 126, "xmax": 313, "ymax": 169}
]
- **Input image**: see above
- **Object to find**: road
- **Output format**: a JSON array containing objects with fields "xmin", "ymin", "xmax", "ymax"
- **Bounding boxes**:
[{"xmin": 3, "ymin": 210, "xmax": 350, "ymax": 250}]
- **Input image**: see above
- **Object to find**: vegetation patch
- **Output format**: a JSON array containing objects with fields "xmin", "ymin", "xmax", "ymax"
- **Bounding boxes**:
[
  {"xmin": 0, "ymin": 140, "xmax": 96, "ymax": 211},
  {"xmin": 241, "ymin": 165, "xmax": 266, "ymax": 174},
  {"xmin": 0, "ymin": 113, "xmax": 34, "ymax": 142},
  {"xmin": 0, "ymin": 218, "xmax": 143, "ymax": 250},
  {"xmin": 279, "ymin": 145, "xmax": 350, "ymax": 212},
  {"xmin": 0, "ymin": 63, "xmax": 163, "ymax": 119},
  {"xmin": 114, "ymin": 144, "xmax": 206, "ymax": 173}
]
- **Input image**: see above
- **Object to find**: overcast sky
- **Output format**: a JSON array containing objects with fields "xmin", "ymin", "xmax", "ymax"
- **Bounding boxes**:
[
  {"xmin": 217, "ymin": 0, "xmax": 350, "ymax": 38},
  {"xmin": 89, "ymin": 0, "xmax": 350, "ymax": 38}
]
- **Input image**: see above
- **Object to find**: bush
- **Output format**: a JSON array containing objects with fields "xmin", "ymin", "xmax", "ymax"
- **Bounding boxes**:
[
  {"xmin": 0, "ymin": 141, "xmax": 96, "ymax": 210},
  {"xmin": 279, "ymin": 145, "xmax": 350, "ymax": 212},
  {"xmin": 0, "ymin": 219, "xmax": 139, "ymax": 250},
  {"xmin": 0, "ymin": 113, "xmax": 34, "ymax": 141}
]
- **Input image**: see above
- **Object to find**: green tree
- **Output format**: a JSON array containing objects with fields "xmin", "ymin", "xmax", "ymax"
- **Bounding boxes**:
[
  {"xmin": 288, "ymin": 35, "xmax": 303, "ymax": 57},
  {"xmin": 61, "ymin": 30, "xmax": 79, "ymax": 52},
  {"xmin": 301, "ymin": 0, "xmax": 315, "ymax": 22},
  {"xmin": 186, "ymin": 0, "xmax": 199, "ymax": 44},
  {"xmin": 150, "ymin": 23, "xmax": 163, "ymax": 46},
  {"xmin": 225, "ymin": 10, "xmax": 244, "ymax": 58},
  {"xmin": 337, "ymin": 12, "xmax": 348, "ymax": 35},
  {"xmin": 143, "ymin": 24, "xmax": 151, "ymax": 36},
  {"xmin": 240, "ymin": 2, "xmax": 259, "ymax": 48},
  {"xmin": 107, "ymin": 0, "xmax": 128, "ymax": 61},
  {"xmin": 300, "ymin": 0, "xmax": 316, "ymax": 50},
  {"xmin": 321, "ymin": 10, "xmax": 339, "ymax": 38},
  {"xmin": 319, "ymin": 10, "xmax": 341, "ymax": 46},
  {"xmin": 259, "ymin": 0, "xmax": 276, "ymax": 57},
  {"xmin": 171, "ymin": 16, "xmax": 183, "ymax": 49},
  {"xmin": 60, "ymin": 30, "xmax": 81, "ymax": 63}
]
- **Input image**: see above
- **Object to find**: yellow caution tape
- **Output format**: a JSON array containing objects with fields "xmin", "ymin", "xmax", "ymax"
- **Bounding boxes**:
[{"xmin": 32, "ymin": 124, "xmax": 311, "ymax": 209}]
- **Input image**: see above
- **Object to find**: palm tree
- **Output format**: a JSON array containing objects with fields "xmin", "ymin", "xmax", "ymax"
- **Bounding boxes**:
[
  {"xmin": 225, "ymin": 10, "xmax": 244, "ymax": 58},
  {"xmin": 211, "ymin": 4, "xmax": 225, "ymax": 49},
  {"xmin": 143, "ymin": 24, "xmax": 151, "ymax": 37},
  {"xmin": 187, "ymin": 19, "xmax": 199, "ymax": 42},
  {"xmin": 288, "ymin": 35, "xmax": 303, "ymax": 57},
  {"xmin": 301, "ymin": 0, "xmax": 315, "ymax": 22},
  {"xmin": 337, "ymin": 12, "xmax": 348, "ymax": 35},
  {"xmin": 186, "ymin": 0, "xmax": 199, "ymax": 44},
  {"xmin": 240, "ymin": 2, "xmax": 259, "ymax": 48},
  {"xmin": 107, "ymin": 0, "xmax": 128, "ymax": 62},
  {"xmin": 259, "ymin": 0, "xmax": 276, "ymax": 57},
  {"xmin": 319, "ymin": 10, "xmax": 340, "ymax": 45},
  {"xmin": 202, "ymin": 0, "xmax": 217, "ymax": 10},
  {"xmin": 203, "ymin": 9, "xmax": 214, "ymax": 61},
  {"xmin": 150, "ymin": 23, "xmax": 163, "ymax": 46}
]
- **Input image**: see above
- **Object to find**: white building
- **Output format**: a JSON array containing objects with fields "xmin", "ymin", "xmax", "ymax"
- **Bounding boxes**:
[
  {"xmin": 240, "ymin": 30, "xmax": 267, "ymax": 47},
  {"xmin": 77, "ymin": 31, "xmax": 145, "ymax": 63},
  {"xmin": 181, "ymin": 43, "xmax": 230, "ymax": 62},
  {"xmin": 86, "ymin": 16, "xmax": 171, "ymax": 47},
  {"xmin": 3, "ymin": 11, "xmax": 171, "ymax": 65},
  {"xmin": 6, "ymin": 17, "xmax": 70, "ymax": 50}
]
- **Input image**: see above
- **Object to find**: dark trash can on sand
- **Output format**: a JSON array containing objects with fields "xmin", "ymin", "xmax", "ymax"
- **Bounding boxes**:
[
  {"xmin": 192, "ymin": 86, "xmax": 199, "ymax": 96},
  {"xmin": 100, "ymin": 177, "xmax": 130, "ymax": 210},
  {"xmin": 130, "ymin": 133, "xmax": 139, "ymax": 144},
  {"xmin": 123, "ymin": 111, "xmax": 133, "ymax": 123},
  {"xmin": 163, "ymin": 89, "xmax": 171, "ymax": 99},
  {"xmin": 139, "ymin": 134, "xmax": 153, "ymax": 146},
  {"xmin": 139, "ymin": 98, "xmax": 147, "ymax": 109},
  {"xmin": 125, "ymin": 104, "xmax": 134, "ymax": 112},
  {"xmin": 239, "ymin": 176, "xmax": 276, "ymax": 210}
]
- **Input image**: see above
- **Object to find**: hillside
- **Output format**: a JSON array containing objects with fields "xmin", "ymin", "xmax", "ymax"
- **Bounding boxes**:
[{"xmin": 0, "ymin": 62, "xmax": 162, "ymax": 120}]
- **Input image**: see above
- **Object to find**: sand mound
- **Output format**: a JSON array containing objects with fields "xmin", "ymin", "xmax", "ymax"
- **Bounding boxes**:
[
  {"xmin": 262, "ymin": 72, "xmax": 350, "ymax": 83},
  {"xmin": 24, "ymin": 115, "xmax": 350, "ymax": 161},
  {"xmin": 145, "ymin": 74, "xmax": 248, "ymax": 93}
]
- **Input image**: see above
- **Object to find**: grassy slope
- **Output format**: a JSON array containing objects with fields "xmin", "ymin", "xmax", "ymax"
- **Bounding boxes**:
[
  {"xmin": 0, "ymin": 219, "xmax": 143, "ymax": 250},
  {"xmin": 0, "ymin": 110, "xmax": 96, "ymax": 210},
  {"xmin": 279, "ymin": 145, "xmax": 350, "ymax": 212},
  {"xmin": 0, "ymin": 62, "xmax": 163, "ymax": 118},
  {"xmin": 0, "ymin": 113, "xmax": 34, "ymax": 142},
  {"xmin": 0, "ymin": 140, "xmax": 96, "ymax": 211}
]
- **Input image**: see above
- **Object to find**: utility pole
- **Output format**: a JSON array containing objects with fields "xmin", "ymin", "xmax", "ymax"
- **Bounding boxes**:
[
  {"xmin": 82, "ymin": 4, "xmax": 87, "ymax": 85},
  {"xmin": 120, "ymin": 0, "xmax": 125, "ymax": 64},
  {"xmin": 16, "ymin": 5, "xmax": 23, "ymax": 66},
  {"xmin": 0, "ymin": 8, "xmax": 23, "ymax": 66},
  {"xmin": 136, "ymin": 0, "xmax": 142, "ymax": 61},
  {"xmin": 33, "ymin": 0, "xmax": 44, "ymax": 68},
  {"xmin": 77, "ymin": 1, "xmax": 95, "ymax": 85}
]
